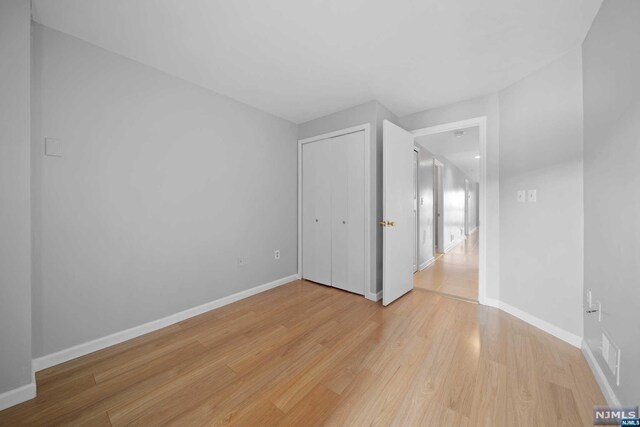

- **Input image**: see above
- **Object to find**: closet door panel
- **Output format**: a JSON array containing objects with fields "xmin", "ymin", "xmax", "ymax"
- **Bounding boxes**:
[
  {"xmin": 346, "ymin": 132, "xmax": 366, "ymax": 295},
  {"xmin": 302, "ymin": 140, "xmax": 332, "ymax": 285},
  {"xmin": 331, "ymin": 131, "xmax": 365, "ymax": 295},
  {"xmin": 330, "ymin": 136, "xmax": 349, "ymax": 290}
]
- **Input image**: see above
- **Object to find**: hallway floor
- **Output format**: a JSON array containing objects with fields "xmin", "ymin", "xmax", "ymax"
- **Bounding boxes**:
[{"xmin": 414, "ymin": 229, "xmax": 479, "ymax": 301}]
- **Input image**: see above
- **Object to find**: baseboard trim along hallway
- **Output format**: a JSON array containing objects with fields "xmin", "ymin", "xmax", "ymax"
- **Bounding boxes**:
[
  {"xmin": 31, "ymin": 273, "xmax": 301, "ymax": 372},
  {"xmin": 0, "ymin": 382, "xmax": 36, "ymax": 412},
  {"xmin": 483, "ymin": 297, "xmax": 582, "ymax": 348}
]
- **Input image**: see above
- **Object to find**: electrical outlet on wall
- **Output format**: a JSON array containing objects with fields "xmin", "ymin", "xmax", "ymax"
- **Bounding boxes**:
[
  {"xmin": 237, "ymin": 256, "xmax": 248, "ymax": 268},
  {"xmin": 517, "ymin": 190, "xmax": 526, "ymax": 203},
  {"xmin": 274, "ymin": 250, "xmax": 280, "ymax": 260},
  {"xmin": 527, "ymin": 189, "xmax": 537, "ymax": 202}
]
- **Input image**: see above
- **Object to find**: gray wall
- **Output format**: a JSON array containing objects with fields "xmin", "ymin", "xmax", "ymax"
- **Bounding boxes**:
[
  {"xmin": 0, "ymin": 0, "xmax": 33, "ymax": 396},
  {"xmin": 583, "ymin": 0, "xmax": 640, "ymax": 405},
  {"xmin": 298, "ymin": 100, "xmax": 398, "ymax": 295},
  {"xmin": 416, "ymin": 148, "xmax": 435, "ymax": 268},
  {"xmin": 469, "ymin": 182, "xmax": 479, "ymax": 231},
  {"xmin": 31, "ymin": 25, "xmax": 298, "ymax": 357},
  {"xmin": 498, "ymin": 48, "xmax": 584, "ymax": 339},
  {"xmin": 440, "ymin": 155, "xmax": 470, "ymax": 250},
  {"xmin": 399, "ymin": 94, "xmax": 500, "ymax": 300}
]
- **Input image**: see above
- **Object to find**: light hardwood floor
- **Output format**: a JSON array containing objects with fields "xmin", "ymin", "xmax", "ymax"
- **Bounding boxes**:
[
  {"xmin": 0, "ymin": 279, "xmax": 604, "ymax": 426},
  {"xmin": 415, "ymin": 229, "xmax": 479, "ymax": 301}
]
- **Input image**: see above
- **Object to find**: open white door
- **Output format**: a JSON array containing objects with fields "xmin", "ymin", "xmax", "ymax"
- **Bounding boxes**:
[{"xmin": 382, "ymin": 120, "xmax": 415, "ymax": 306}]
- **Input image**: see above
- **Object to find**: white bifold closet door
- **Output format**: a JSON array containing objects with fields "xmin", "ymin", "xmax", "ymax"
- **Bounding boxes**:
[{"xmin": 302, "ymin": 131, "xmax": 365, "ymax": 295}]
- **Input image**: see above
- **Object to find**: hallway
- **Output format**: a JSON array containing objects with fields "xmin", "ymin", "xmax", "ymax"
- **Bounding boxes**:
[{"xmin": 414, "ymin": 229, "xmax": 479, "ymax": 301}]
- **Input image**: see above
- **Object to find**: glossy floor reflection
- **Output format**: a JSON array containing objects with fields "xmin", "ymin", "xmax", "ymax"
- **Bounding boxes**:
[{"xmin": 414, "ymin": 229, "xmax": 479, "ymax": 301}]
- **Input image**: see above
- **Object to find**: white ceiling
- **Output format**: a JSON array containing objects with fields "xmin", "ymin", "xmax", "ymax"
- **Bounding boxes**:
[
  {"xmin": 416, "ymin": 126, "xmax": 480, "ymax": 182},
  {"xmin": 32, "ymin": 0, "xmax": 602, "ymax": 123}
]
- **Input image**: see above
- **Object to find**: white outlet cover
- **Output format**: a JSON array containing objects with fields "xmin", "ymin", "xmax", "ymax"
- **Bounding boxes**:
[
  {"xmin": 527, "ymin": 189, "xmax": 537, "ymax": 202},
  {"xmin": 517, "ymin": 190, "xmax": 526, "ymax": 203},
  {"xmin": 45, "ymin": 138, "xmax": 63, "ymax": 157}
]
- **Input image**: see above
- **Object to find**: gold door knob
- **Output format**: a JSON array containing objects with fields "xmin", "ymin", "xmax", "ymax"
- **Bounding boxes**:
[
  {"xmin": 379, "ymin": 221, "xmax": 387, "ymax": 227},
  {"xmin": 388, "ymin": 220, "xmax": 396, "ymax": 227}
]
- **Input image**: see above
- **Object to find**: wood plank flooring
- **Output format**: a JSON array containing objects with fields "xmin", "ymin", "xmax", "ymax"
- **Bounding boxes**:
[
  {"xmin": 0, "ymin": 279, "xmax": 604, "ymax": 426},
  {"xmin": 414, "ymin": 229, "xmax": 479, "ymax": 301}
]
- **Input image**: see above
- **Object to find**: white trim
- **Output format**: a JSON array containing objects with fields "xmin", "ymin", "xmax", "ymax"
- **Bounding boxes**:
[
  {"xmin": 412, "ymin": 117, "xmax": 488, "ymax": 305},
  {"xmin": 493, "ymin": 300, "xmax": 582, "ymax": 348},
  {"xmin": 366, "ymin": 290, "xmax": 382, "ymax": 302},
  {"xmin": 469, "ymin": 225, "xmax": 479, "ymax": 234},
  {"xmin": 0, "ymin": 381, "xmax": 36, "ymax": 411},
  {"xmin": 582, "ymin": 341, "xmax": 621, "ymax": 407},
  {"xmin": 32, "ymin": 274, "xmax": 300, "ymax": 372},
  {"xmin": 443, "ymin": 235, "xmax": 467, "ymax": 254},
  {"xmin": 418, "ymin": 257, "xmax": 435, "ymax": 271},
  {"xmin": 297, "ymin": 124, "xmax": 372, "ymax": 298}
]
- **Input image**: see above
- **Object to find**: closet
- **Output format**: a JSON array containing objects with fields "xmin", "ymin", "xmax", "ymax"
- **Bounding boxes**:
[{"xmin": 301, "ymin": 130, "xmax": 365, "ymax": 295}]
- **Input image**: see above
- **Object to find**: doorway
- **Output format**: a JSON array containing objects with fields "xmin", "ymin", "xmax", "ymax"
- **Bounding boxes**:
[
  {"xmin": 380, "ymin": 117, "xmax": 487, "ymax": 306},
  {"xmin": 411, "ymin": 121, "xmax": 483, "ymax": 302}
]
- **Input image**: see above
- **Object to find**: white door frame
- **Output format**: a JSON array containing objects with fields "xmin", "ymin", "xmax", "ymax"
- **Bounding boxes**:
[
  {"xmin": 412, "ymin": 117, "xmax": 487, "ymax": 305},
  {"xmin": 297, "ymin": 124, "xmax": 371, "ymax": 298},
  {"xmin": 413, "ymin": 147, "xmax": 420, "ymax": 273}
]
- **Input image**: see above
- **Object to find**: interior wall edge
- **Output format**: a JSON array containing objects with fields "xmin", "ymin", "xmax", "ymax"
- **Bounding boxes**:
[{"xmin": 31, "ymin": 273, "xmax": 300, "ymax": 372}]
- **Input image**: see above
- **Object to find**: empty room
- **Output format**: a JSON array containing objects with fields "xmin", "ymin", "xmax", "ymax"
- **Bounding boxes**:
[{"xmin": 1, "ymin": 0, "xmax": 639, "ymax": 426}]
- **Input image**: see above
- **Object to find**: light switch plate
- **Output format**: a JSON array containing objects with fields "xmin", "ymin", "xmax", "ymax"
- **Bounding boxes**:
[
  {"xmin": 527, "ymin": 189, "xmax": 537, "ymax": 202},
  {"xmin": 45, "ymin": 138, "xmax": 63, "ymax": 157},
  {"xmin": 517, "ymin": 190, "xmax": 526, "ymax": 203}
]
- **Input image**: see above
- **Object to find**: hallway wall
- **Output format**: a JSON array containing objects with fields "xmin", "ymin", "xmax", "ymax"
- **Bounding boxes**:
[
  {"xmin": 416, "ymin": 148, "xmax": 435, "ymax": 268},
  {"xmin": 469, "ymin": 182, "xmax": 479, "ymax": 232},
  {"xmin": 582, "ymin": 0, "xmax": 640, "ymax": 405}
]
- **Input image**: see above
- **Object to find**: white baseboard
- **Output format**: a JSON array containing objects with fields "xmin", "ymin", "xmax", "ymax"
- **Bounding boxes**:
[
  {"xmin": 468, "ymin": 226, "xmax": 478, "ymax": 234},
  {"xmin": 0, "ymin": 381, "xmax": 36, "ymax": 411},
  {"xmin": 481, "ymin": 298, "xmax": 582, "ymax": 348},
  {"xmin": 32, "ymin": 273, "xmax": 300, "ymax": 372},
  {"xmin": 366, "ymin": 290, "xmax": 382, "ymax": 302},
  {"xmin": 418, "ymin": 257, "xmax": 435, "ymax": 271},
  {"xmin": 582, "ymin": 341, "xmax": 620, "ymax": 407},
  {"xmin": 444, "ymin": 235, "xmax": 467, "ymax": 254}
]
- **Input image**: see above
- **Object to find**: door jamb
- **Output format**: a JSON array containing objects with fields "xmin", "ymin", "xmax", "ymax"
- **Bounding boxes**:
[
  {"xmin": 413, "ymin": 147, "xmax": 420, "ymax": 273},
  {"xmin": 297, "ymin": 124, "xmax": 372, "ymax": 299},
  {"xmin": 412, "ymin": 117, "xmax": 488, "ymax": 305}
]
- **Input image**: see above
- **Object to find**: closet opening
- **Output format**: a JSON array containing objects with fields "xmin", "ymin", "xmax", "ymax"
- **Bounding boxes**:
[{"xmin": 297, "ymin": 124, "xmax": 372, "ymax": 299}]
